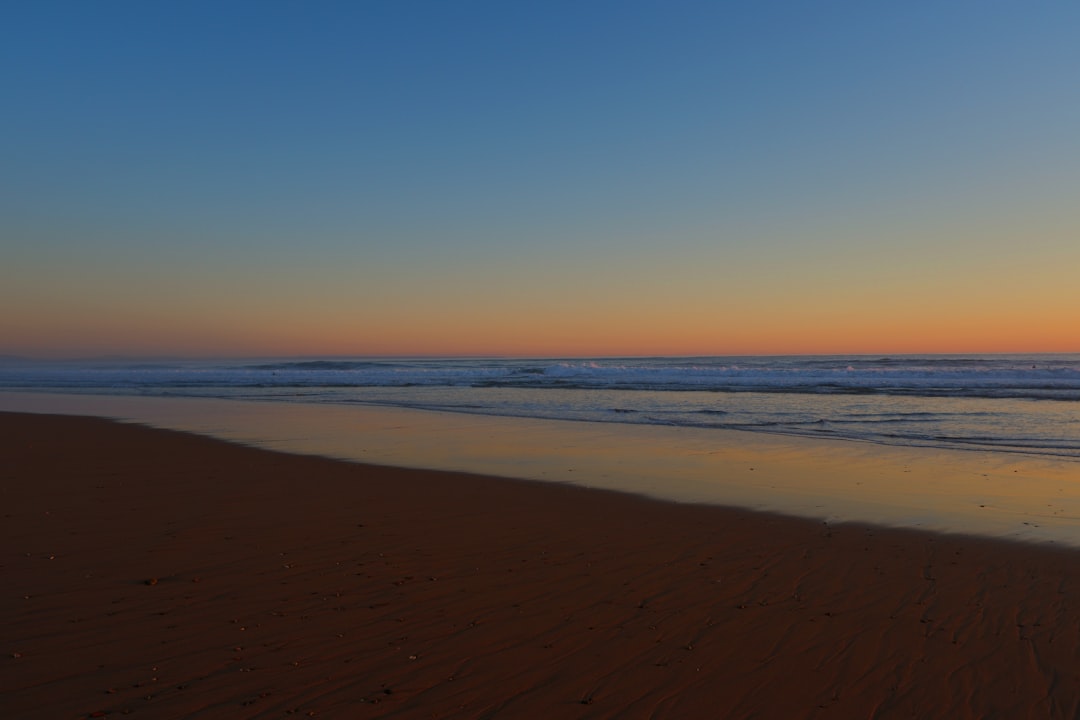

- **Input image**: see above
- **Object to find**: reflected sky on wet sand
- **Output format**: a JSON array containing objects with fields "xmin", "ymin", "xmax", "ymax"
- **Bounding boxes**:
[{"xmin": 5, "ymin": 392, "xmax": 1080, "ymax": 547}]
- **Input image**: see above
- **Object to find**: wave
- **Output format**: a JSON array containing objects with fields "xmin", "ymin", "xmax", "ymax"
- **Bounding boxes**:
[
  {"xmin": 3, "ymin": 355, "xmax": 1080, "ymax": 460},
  {"xmin": 243, "ymin": 360, "xmax": 402, "ymax": 371},
  {"xmin": 4, "ymin": 355, "xmax": 1080, "ymax": 401}
]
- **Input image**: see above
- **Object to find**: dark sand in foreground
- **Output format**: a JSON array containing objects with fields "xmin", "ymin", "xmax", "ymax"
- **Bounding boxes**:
[{"xmin": 4, "ymin": 412, "xmax": 1080, "ymax": 719}]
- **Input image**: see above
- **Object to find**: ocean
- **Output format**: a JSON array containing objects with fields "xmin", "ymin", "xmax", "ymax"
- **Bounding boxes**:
[{"xmin": 3, "ymin": 353, "xmax": 1079, "ymax": 460}]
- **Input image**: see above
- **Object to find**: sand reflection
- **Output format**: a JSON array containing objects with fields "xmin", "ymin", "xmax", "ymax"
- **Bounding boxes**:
[{"xmin": 3, "ymin": 391, "xmax": 1079, "ymax": 545}]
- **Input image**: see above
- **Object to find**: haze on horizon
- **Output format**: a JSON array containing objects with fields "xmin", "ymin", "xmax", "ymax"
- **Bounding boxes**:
[{"xmin": 3, "ymin": 2, "xmax": 1079, "ymax": 359}]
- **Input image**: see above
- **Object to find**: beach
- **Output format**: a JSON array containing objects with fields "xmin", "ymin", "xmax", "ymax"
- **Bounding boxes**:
[
  {"xmin": 5, "ymin": 411, "xmax": 1080, "ymax": 718},
  {"xmin": 8, "ymin": 1, "xmax": 1080, "ymax": 716}
]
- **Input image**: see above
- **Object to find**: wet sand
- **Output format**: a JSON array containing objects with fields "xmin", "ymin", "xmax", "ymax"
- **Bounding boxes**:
[
  {"xmin": 6, "ymin": 391, "xmax": 1079, "ymax": 545},
  {"xmin": 4, "ymin": 411, "xmax": 1080, "ymax": 718}
]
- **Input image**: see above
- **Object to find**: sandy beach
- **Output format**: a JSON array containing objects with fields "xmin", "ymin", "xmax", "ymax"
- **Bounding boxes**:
[{"xmin": 4, "ymin": 411, "xmax": 1080, "ymax": 719}]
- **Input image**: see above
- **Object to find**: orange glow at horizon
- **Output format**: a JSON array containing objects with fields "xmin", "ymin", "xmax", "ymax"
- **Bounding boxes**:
[
  {"xmin": 4, "ymin": 298, "xmax": 1078, "ymax": 359},
  {"xmin": 3, "ymin": 220, "xmax": 1078, "ymax": 359}
]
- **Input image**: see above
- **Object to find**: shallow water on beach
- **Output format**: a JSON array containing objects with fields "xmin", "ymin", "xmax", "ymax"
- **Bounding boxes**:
[
  {"xmin": 4, "ymin": 391, "xmax": 1080, "ymax": 547},
  {"xmin": 4, "ymin": 354, "xmax": 1080, "ymax": 459}
]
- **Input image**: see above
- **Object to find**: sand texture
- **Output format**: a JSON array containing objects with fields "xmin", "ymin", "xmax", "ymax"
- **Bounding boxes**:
[{"xmin": 4, "ymin": 411, "xmax": 1080, "ymax": 719}]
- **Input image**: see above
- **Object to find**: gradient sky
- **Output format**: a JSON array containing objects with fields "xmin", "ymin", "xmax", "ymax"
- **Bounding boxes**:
[{"xmin": 3, "ymin": 1, "xmax": 1079, "ymax": 358}]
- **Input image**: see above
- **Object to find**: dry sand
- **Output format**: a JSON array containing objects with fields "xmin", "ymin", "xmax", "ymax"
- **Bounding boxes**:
[{"xmin": 4, "ymin": 411, "xmax": 1080, "ymax": 719}]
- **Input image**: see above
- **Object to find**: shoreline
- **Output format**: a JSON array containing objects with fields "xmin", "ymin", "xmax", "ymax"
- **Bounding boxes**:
[
  {"xmin": 5, "ymin": 411, "xmax": 1080, "ymax": 718},
  {"xmin": 3, "ymin": 391, "xmax": 1080, "ymax": 546}
]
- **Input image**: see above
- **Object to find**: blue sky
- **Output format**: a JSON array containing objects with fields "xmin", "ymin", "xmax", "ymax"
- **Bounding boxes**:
[{"xmin": 3, "ymin": 1, "xmax": 1079, "ymax": 356}]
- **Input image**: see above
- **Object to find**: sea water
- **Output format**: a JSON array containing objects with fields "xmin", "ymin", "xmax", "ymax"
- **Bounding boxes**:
[{"xmin": 3, "ymin": 354, "xmax": 1079, "ymax": 459}]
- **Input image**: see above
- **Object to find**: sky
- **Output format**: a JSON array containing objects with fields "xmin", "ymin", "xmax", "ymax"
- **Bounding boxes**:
[{"xmin": 3, "ymin": 1, "xmax": 1079, "ymax": 358}]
